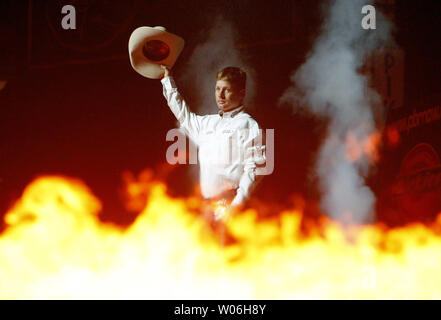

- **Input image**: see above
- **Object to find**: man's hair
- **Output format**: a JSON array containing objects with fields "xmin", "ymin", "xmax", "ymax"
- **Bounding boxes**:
[{"xmin": 216, "ymin": 66, "xmax": 246, "ymax": 91}]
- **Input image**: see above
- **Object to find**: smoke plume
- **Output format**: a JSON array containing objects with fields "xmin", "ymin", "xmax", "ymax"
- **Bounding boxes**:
[
  {"xmin": 180, "ymin": 15, "xmax": 255, "ymax": 114},
  {"xmin": 280, "ymin": 0, "xmax": 393, "ymax": 223}
]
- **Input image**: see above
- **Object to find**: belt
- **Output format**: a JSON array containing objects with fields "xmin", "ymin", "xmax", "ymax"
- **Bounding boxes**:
[{"xmin": 204, "ymin": 188, "xmax": 237, "ymax": 203}]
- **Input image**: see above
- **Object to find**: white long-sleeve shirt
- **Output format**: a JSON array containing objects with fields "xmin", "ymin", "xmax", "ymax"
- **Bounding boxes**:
[{"xmin": 161, "ymin": 76, "xmax": 264, "ymax": 205}]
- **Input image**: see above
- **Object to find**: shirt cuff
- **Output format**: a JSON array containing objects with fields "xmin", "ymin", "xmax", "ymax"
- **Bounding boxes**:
[{"xmin": 161, "ymin": 76, "xmax": 177, "ymax": 91}]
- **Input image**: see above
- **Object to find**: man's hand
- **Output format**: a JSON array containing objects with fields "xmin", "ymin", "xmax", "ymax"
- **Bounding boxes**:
[
  {"xmin": 213, "ymin": 199, "xmax": 237, "ymax": 222},
  {"xmin": 213, "ymin": 202, "xmax": 228, "ymax": 222},
  {"xmin": 160, "ymin": 65, "xmax": 172, "ymax": 79},
  {"xmin": 212, "ymin": 200, "xmax": 242, "ymax": 222}
]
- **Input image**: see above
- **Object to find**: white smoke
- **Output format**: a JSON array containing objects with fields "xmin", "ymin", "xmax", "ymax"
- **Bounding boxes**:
[
  {"xmin": 280, "ymin": 0, "xmax": 393, "ymax": 223},
  {"xmin": 180, "ymin": 15, "xmax": 256, "ymax": 114}
]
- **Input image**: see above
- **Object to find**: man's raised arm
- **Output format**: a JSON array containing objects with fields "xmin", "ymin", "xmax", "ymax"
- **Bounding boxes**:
[{"xmin": 160, "ymin": 65, "xmax": 202, "ymax": 143}]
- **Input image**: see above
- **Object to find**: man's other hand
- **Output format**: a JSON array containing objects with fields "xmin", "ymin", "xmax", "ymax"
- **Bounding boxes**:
[
  {"xmin": 213, "ymin": 202, "xmax": 241, "ymax": 222},
  {"xmin": 213, "ymin": 201, "xmax": 228, "ymax": 222}
]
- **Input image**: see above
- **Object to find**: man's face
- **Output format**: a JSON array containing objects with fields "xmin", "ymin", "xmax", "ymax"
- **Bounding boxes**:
[{"xmin": 215, "ymin": 79, "xmax": 245, "ymax": 112}]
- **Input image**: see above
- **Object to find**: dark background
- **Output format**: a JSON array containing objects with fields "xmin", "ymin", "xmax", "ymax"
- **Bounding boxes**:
[{"xmin": 0, "ymin": 0, "xmax": 440, "ymax": 227}]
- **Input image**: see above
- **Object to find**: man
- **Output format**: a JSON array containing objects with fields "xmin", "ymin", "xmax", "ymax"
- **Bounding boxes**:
[{"xmin": 160, "ymin": 65, "xmax": 264, "ymax": 221}]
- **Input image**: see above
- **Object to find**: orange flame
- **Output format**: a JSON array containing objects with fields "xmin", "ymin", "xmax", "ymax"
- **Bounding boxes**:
[{"xmin": 1, "ymin": 175, "xmax": 441, "ymax": 299}]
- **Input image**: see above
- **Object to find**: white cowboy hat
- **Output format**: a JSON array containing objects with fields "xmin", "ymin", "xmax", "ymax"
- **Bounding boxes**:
[{"xmin": 128, "ymin": 26, "xmax": 185, "ymax": 79}]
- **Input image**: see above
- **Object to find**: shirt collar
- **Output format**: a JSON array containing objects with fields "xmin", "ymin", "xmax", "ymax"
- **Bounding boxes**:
[{"xmin": 218, "ymin": 105, "xmax": 245, "ymax": 118}]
